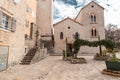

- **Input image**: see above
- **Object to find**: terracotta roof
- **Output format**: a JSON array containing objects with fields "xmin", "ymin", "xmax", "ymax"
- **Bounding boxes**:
[
  {"xmin": 75, "ymin": 1, "xmax": 104, "ymax": 20},
  {"xmin": 53, "ymin": 17, "xmax": 83, "ymax": 27}
]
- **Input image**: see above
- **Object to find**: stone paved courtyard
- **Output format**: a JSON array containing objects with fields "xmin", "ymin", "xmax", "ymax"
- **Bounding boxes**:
[{"xmin": 0, "ymin": 54, "xmax": 120, "ymax": 80}]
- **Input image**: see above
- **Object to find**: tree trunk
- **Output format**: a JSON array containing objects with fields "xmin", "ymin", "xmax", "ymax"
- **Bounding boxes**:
[
  {"xmin": 98, "ymin": 35, "xmax": 102, "ymax": 55},
  {"xmin": 75, "ymin": 53, "xmax": 77, "ymax": 59}
]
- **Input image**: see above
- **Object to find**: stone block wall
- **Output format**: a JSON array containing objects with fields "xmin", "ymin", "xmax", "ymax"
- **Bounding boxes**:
[
  {"xmin": 0, "ymin": 0, "xmax": 26, "ymax": 66},
  {"xmin": 31, "ymin": 47, "xmax": 48, "ymax": 64}
]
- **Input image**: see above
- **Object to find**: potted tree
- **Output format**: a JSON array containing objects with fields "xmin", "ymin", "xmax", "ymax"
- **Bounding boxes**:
[
  {"xmin": 105, "ymin": 49, "xmax": 120, "ymax": 71},
  {"xmin": 102, "ymin": 39, "xmax": 120, "ymax": 71}
]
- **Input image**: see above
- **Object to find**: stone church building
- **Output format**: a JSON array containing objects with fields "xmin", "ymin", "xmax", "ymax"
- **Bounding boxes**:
[
  {"xmin": 54, "ymin": 1, "xmax": 105, "ymax": 54},
  {"xmin": 0, "ymin": 0, "xmax": 106, "ymax": 70}
]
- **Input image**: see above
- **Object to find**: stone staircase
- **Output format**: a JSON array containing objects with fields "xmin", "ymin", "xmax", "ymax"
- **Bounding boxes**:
[{"xmin": 20, "ymin": 47, "xmax": 38, "ymax": 65}]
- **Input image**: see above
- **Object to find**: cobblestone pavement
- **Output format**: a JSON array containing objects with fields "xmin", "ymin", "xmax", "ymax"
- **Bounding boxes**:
[{"xmin": 0, "ymin": 53, "xmax": 120, "ymax": 80}]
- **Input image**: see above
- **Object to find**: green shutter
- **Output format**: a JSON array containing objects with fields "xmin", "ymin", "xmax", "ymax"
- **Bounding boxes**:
[
  {"xmin": 0, "ymin": 11, "xmax": 3, "ymax": 27},
  {"xmin": 11, "ymin": 18, "xmax": 16, "ymax": 32}
]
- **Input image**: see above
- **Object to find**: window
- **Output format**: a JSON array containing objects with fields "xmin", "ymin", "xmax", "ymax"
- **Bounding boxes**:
[
  {"xmin": 90, "ymin": 14, "xmax": 96, "ymax": 23},
  {"xmin": 91, "ymin": 5, "xmax": 94, "ymax": 8},
  {"xmin": 91, "ymin": 27, "xmax": 97, "ymax": 37},
  {"xmin": 60, "ymin": 32, "xmax": 63, "ymax": 39},
  {"xmin": 2, "ymin": 14, "xmax": 10, "ymax": 29},
  {"xmin": 30, "ymin": 23, "xmax": 33, "ymax": 39},
  {"xmin": 68, "ymin": 26, "xmax": 70, "ymax": 29},
  {"xmin": 0, "ymin": 11, "xmax": 11, "ymax": 30},
  {"xmin": 0, "ymin": 11, "xmax": 16, "ymax": 32},
  {"xmin": 74, "ymin": 32, "xmax": 79, "ymax": 39}
]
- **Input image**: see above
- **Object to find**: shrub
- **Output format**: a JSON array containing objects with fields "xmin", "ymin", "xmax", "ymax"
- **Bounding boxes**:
[{"xmin": 72, "ymin": 39, "xmax": 116, "ymax": 58}]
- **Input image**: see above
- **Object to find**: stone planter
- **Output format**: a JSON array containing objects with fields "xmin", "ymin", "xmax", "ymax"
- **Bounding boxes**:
[
  {"xmin": 94, "ymin": 53, "xmax": 112, "ymax": 61},
  {"xmin": 71, "ymin": 58, "xmax": 86, "ymax": 64},
  {"xmin": 105, "ymin": 61, "xmax": 120, "ymax": 71},
  {"xmin": 94, "ymin": 55, "xmax": 111, "ymax": 61}
]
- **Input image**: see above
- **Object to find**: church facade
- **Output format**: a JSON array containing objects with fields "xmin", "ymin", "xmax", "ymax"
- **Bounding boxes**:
[{"xmin": 54, "ymin": 1, "xmax": 105, "ymax": 54}]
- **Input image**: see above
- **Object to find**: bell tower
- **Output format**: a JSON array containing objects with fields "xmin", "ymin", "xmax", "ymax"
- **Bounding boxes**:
[{"xmin": 37, "ymin": 0, "xmax": 53, "ymax": 39}]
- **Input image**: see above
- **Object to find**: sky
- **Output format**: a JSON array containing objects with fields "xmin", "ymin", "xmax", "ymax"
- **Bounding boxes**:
[{"xmin": 53, "ymin": 0, "xmax": 120, "ymax": 27}]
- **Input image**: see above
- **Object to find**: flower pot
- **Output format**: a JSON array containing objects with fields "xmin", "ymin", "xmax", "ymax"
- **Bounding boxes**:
[{"xmin": 105, "ymin": 61, "xmax": 120, "ymax": 71}]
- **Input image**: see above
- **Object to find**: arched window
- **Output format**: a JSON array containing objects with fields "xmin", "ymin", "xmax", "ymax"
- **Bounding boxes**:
[
  {"xmin": 91, "ymin": 29, "xmax": 94, "ymax": 36},
  {"xmin": 91, "ymin": 15, "xmax": 94, "ymax": 23},
  {"xmin": 93, "ymin": 15, "xmax": 96, "ymax": 23},
  {"xmin": 94, "ymin": 29, "xmax": 97, "ymax": 36},
  {"xmin": 91, "ymin": 28, "xmax": 97, "ymax": 37},
  {"xmin": 74, "ymin": 32, "xmax": 79, "ymax": 39},
  {"xmin": 60, "ymin": 32, "xmax": 63, "ymax": 39},
  {"xmin": 90, "ymin": 14, "xmax": 96, "ymax": 23}
]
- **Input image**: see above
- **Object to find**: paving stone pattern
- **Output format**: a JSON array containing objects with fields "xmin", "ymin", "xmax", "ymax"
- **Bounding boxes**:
[{"xmin": 0, "ymin": 54, "xmax": 120, "ymax": 80}]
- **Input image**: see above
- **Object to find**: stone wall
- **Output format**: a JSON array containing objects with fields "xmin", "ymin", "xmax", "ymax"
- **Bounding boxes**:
[
  {"xmin": 31, "ymin": 47, "xmax": 48, "ymax": 64},
  {"xmin": 0, "ymin": 0, "xmax": 37, "ymax": 67},
  {"xmin": 0, "ymin": 0, "xmax": 26, "ymax": 66},
  {"xmin": 75, "ymin": 2, "xmax": 105, "ymax": 40},
  {"xmin": 37, "ymin": 0, "xmax": 53, "ymax": 37}
]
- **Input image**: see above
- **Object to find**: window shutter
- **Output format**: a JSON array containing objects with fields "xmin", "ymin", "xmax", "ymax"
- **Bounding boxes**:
[
  {"xmin": 0, "ymin": 11, "xmax": 3, "ymax": 27},
  {"xmin": 11, "ymin": 18, "xmax": 16, "ymax": 32}
]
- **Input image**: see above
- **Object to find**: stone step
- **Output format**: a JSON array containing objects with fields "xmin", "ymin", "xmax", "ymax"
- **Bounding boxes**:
[
  {"xmin": 24, "ymin": 56, "xmax": 34, "ymax": 58},
  {"xmin": 25, "ymin": 54, "xmax": 34, "ymax": 56},
  {"xmin": 21, "ymin": 60, "xmax": 31, "ymax": 63},
  {"xmin": 21, "ymin": 59, "xmax": 31, "ymax": 62},
  {"xmin": 23, "ymin": 58, "xmax": 32, "ymax": 60},
  {"xmin": 102, "ymin": 69, "xmax": 120, "ymax": 77},
  {"xmin": 20, "ymin": 62, "xmax": 30, "ymax": 65},
  {"xmin": 20, "ymin": 47, "xmax": 38, "ymax": 65}
]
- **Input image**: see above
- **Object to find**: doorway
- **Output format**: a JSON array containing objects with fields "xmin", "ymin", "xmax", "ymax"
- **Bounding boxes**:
[{"xmin": 67, "ymin": 44, "xmax": 72, "ymax": 56}]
